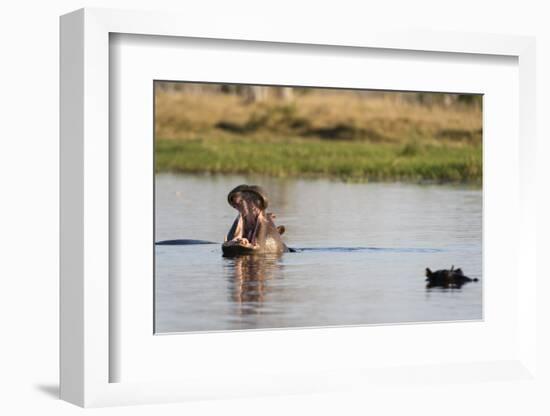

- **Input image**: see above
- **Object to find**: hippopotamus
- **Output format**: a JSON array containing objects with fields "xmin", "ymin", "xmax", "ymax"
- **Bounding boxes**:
[
  {"xmin": 222, "ymin": 184, "xmax": 290, "ymax": 256},
  {"xmin": 425, "ymin": 266, "xmax": 479, "ymax": 289}
]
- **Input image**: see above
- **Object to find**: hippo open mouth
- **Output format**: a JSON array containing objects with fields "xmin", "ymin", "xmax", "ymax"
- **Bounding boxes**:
[
  {"xmin": 222, "ymin": 185, "xmax": 289, "ymax": 256},
  {"xmin": 225, "ymin": 185, "xmax": 267, "ymax": 247}
]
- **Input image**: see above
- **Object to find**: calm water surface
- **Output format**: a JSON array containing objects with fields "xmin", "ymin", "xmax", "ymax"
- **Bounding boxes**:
[{"xmin": 155, "ymin": 173, "xmax": 482, "ymax": 333}]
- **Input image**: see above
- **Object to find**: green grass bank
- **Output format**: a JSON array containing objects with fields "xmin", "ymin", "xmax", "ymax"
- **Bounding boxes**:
[{"xmin": 155, "ymin": 136, "xmax": 482, "ymax": 184}]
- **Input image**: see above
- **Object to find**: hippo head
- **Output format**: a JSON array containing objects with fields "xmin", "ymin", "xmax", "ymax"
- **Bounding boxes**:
[
  {"xmin": 222, "ymin": 185, "xmax": 288, "ymax": 256},
  {"xmin": 227, "ymin": 184, "xmax": 269, "ymax": 212}
]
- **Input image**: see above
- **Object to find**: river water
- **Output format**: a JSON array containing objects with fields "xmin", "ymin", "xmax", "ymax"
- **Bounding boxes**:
[{"xmin": 155, "ymin": 173, "xmax": 482, "ymax": 333}]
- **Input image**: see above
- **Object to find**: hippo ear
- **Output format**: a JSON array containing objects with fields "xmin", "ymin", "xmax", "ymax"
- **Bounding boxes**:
[{"xmin": 277, "ymin": 225, "xmax": 286, "ymax": 235}]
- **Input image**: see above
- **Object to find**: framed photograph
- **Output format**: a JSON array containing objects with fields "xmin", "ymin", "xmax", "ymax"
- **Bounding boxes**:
[
  {"xmin": 60, "ymin": 8, "xmax": 537, "ymax": 407},
  {"xmin": 153, "ymin": 81, "xmax": 484, "ymax": 334}
]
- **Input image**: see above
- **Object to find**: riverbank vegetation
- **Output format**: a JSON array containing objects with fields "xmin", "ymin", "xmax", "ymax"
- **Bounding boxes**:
[{"xmin": 155, "ymin": 83, "xmax": 482, "ymax": 184}]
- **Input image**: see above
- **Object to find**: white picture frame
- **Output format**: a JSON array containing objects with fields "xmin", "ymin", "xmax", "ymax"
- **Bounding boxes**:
[{"xmin": 60, "ymin": 7, "xmax": 537, "ymax": 407}]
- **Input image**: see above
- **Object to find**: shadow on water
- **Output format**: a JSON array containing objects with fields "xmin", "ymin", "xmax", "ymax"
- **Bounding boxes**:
[{"xmin": 223, "ymin": 253, "xmax": 283, "ymax": 316}]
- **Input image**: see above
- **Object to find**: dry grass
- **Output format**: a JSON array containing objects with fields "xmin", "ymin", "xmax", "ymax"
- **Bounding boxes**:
[{"xmin": 155, "ymin": 89, "xmax": 482, "ymax": 144}]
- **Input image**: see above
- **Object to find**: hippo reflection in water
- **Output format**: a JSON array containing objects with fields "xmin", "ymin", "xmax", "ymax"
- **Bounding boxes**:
[
  {"xmin": 228, "ymin": 254, "xmax": 280, "ymax": 312},
  {"xmin": 222, "ymin": 184, "xmax": 291, "ymax": 257}
]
